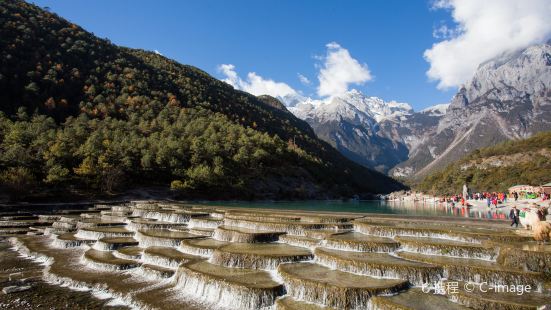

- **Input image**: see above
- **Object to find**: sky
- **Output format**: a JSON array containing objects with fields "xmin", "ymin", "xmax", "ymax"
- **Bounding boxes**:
[{"xmin": 31, "ymin": 0, "xmax": 551, "ymax": 111}]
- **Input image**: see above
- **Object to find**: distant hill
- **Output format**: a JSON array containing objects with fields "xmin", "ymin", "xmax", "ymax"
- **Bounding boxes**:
[
  {"xmin": 0, "ymin": 0, "xmax": 404, "ymax": 200},
  {"xmin": 415, "ymin": 131, "xmax": 551, "ymax": 195}
]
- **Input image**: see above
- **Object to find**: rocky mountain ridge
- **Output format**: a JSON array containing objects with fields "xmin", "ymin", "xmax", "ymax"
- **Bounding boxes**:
[
  {"xmin": 394, "ymin": 40, "xmax": 551, "ymax": 178},
  {"xmin": 281, "ymin": 89, "xmax": 447, "ymax": 172},
  {"xmin": 278, "ymin": 40, "xmax": 551, "ymax": 178}
]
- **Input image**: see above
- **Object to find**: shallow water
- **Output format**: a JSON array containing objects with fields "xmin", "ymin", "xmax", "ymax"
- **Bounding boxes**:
[{"xmin": 198, "ymin": 200, "xmax": 509, "ymax": 219}]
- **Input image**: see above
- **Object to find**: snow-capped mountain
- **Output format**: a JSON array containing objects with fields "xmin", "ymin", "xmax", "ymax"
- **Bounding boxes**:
[
  {"xmin": 420, "ymin": 103, "xmax": 449, "ymax": 116},
  {"xmin": 393, "ymin": 40, "xmax": 551, "ymax": 178},
  {"xmin": 288, "ymin": 89, "xmax": 412, "ymax": 124},
  {"xmin": 269, "ymin": 40, "xmax": 551, "ymax": 177},
  {"xmin": 282, "ymin": 89, "xmax": 441, "ymax": 172}
]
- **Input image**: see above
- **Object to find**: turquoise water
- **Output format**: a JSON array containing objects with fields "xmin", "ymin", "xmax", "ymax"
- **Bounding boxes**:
[{"xmin": 198, "ymin": 200, "xmax": 509, "ymax": 220}]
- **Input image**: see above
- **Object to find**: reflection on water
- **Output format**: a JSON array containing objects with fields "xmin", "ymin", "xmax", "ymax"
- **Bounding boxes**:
[{"xmin": 198, "ymin": 200, "xmax": 509, "ymax": 219}]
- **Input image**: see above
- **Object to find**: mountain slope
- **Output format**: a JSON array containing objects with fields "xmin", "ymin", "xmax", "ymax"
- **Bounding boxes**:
[
  {"xmin": 415, "ymin": 131, "xmax": 551, "ymax": 195},
  {"xmin": 288, "ymin": 90, "xmax": 446, "ymax": 172},
  {"xmin": 377, "ymin": 105, "xmax": 448, "ymax": 176},
  {"xmin": 393, "ymin": 40, "xmax": 551, "ymax": 179},
  {"xmin": 0, "ymin": 0, "xmax": 404, "ymax": 200}
]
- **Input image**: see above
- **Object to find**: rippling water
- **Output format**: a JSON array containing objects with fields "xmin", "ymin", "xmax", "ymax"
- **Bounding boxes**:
[{"xmin": 199, "ymin": 200, "xmax": 510, "ymax": 220}]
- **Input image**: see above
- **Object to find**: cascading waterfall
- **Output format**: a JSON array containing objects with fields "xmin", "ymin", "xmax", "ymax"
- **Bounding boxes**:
[
  {"xmin": 133, "ymin": 231, "xmax": 190, "ymax": 247},
  {"xmin": 314, "ymin": 252, "xmax": 442, "ymax": 287},
  {"xmin": 43, "ymin": 266, "xmax": 151, "ymax": 310},
  {"xmin": 188, "ymin": 218, "xmax": 223, "ymax": 229},
  {"xmin": 51, "ymin": 237, "xmax": 94, "ymax": 249},
  {"xmin": 187, "ymin": 228, "xmax": 215, "ymax": 237},
  {"xmin": 9, "ymin": 238, "xmax": 53, "ymax": 265},
  {"xmin": 223, "ymin": 218, "xmax": 351, "ymax": 236},
  {"xmin": 142, "ymin": 253, "xmax": 182, "ymax": 269},
  {"xmin": 127, "ymin": 221, "xmax": 187, "ymax": 232},
  {"xmin": 279, "ymin": 268, "xmax": 407, "ymax": 310},
  {"xmin": 399, "ymin": 243, "xmax": 497, "ymax": 261},
  {"xmin": 210, "ymin": 250, "xmax": 314, "ymax": 270},
  {"xmin": 80, "ymin": 213, "xmax": 102, "ymax": 219},
  {"xmin": 323, "ymin": 238, "xmax": 399, "ymax": 253},
  {"xmin": 210, "ymin": 212, "xmax": 225, "ymax": 219},
  {"xmin": 113, "ymin": 249, "xmax": 142, "ymax": 260},
  {"xmin": 4, "ymin": 201, "xmax": 550, "ymax": 310},
  {"xmin": 75, "ymin": 229, "xmax": 133, "ymax": 240},
  {"xmin": 278, "ymin": 235, "xmax": 321, "ymax": 249},
  {"xmin": 52, "ymin": 222, "xmax": 77, "ymax": 230},
  {"xmin": 441, "ymin": 263, "xmax": 544, "ymax": 292},
  {"xmin": 172, "ymin": 264, "xmax": 284, "ymax": 310},
  {"xmin": 224, "ymin": 214, "xmax": 301, "ymax": 223},
  {"xmin": 38, "ymin": 215, "xmax": 61, "ymax": 222},
  {"xmin": 92, "ymin": 240, "xmax": 137, "ymax": 251},
  {"xmin": 76, "ymin": 221, "xmax": 126, "ymax": 229},
  {"xmin": 179, "ymin": 244, "xmax": 213, "ymax": 257},
  {"xmin": 133, "ymin": 265, "xmax": 174, "ymax": 281},
  {"xmin": 353, "ymin": 224, "xmax": 482, "ymax": 244},
  {"xmin": 111, "ymin": 206, "xmax": 132, "ymax": 213},
  {"xmin": 82, "ymin": 253, "xmax": 140, "ymax": 271},
  {"xmin": 213, "ymin": 227, "xmax": 284, "ymax": 243},
  {"xmin": 131, "ymin": 210, "xmax": 193, "ymax": 223}
]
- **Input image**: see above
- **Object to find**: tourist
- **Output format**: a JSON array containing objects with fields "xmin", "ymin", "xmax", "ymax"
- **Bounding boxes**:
[
  {"xmin": 514, "ymin": 191, "xmax": 519, "ymax": 201},
  {"xmin": 510, "ymin": 206, "xmax": 520, "ymax": 228},
  {"xmin": 486, "ymin": 196, "xmax": 491, "ymax": 208},
  {"xmin": 538, "ymin": 206, "xmax": 549, "ymax": 221}
]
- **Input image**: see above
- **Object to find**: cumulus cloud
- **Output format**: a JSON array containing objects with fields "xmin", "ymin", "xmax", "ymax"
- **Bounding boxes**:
[
  {"xmin": 317, "ymin": 42, "xmax": 372, "ymax": 97},
  {"xmin": 432, "ymin": 24, "xmax": 461, "ymax": 39},
  {"xmin": 218, "ymin": 64, "xmax": 297, "ymax": 98},
  {"xmin": 297, "ymin": 73, "xmax": 311, "ymax": 85},
  {"xmin": 425, "ymin": 0, "xmax": 551, "ymax": 89},
  {"xmin": 217, "ymin": 42, "xmax": 372, "ymax": 100}
]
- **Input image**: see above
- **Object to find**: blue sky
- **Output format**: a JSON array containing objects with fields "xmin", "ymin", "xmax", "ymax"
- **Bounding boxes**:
[{"xmin": 27, "ymin": 1, "xmax": 515, "ymax": 110}]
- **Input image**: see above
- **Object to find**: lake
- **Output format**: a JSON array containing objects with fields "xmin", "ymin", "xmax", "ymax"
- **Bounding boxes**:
[{"xmin": 197, "ymin": 200, "xmax": 510, "ymax": 220}]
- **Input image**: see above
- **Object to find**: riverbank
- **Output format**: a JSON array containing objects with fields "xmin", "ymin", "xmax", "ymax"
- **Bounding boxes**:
[{"xmin": 387, "ymin": 190, "xmax": 551, "ymax": 220}]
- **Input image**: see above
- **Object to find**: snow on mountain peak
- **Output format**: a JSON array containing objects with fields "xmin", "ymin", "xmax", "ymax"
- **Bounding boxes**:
[
  {"xmin": 287, "ymin": 89, "xmax": 413, "ymax": 124},
  {"xmin": 464, "ymin": 41, "xmax": 551, "ymax": 104},
  {"xmin": 420, "ymin": 103, "xmax": 449, "ymax": 116}
]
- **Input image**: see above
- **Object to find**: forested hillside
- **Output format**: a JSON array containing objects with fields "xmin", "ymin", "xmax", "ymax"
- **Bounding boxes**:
[
  {"xmin": 0, "ymin": 0, "xmax": 404, "ymax": 200},
  {"xmin": 415, "ymin": 131, "xmax": 551, "ymax": 195}
]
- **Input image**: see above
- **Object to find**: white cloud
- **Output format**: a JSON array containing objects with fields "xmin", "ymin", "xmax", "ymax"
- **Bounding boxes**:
[
  {"xmin": 154, "ymin": 50, "xmax": 163, "ymax": 56},
  {"xmin": 218, "ymin": 64, "xmax": 297, "ymax": 98},
  {"xmin": 218, "ymin": 64, "xmax": 240, "ymax": 86},
  {"xmin": 425, "ymin": 0, "xmax": 551, "ymax": 89},
  {"xmin": 432, "ymin": 24, "xmax": 461, "ymax": 39},
  {"xmin": 297, "ymin": 73, "xmax": 311, "ymax": 85},
  {"xmin": 218, "ymin": 42, "xmax": 373, "ymax": 102},
  {"xmin": 317, "ymin": 42, "xmax": 372, "ymax": 97}
]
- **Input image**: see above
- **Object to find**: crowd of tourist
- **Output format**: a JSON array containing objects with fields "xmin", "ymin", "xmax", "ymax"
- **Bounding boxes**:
[{"xmin": 442, "ymin": 191, "xmax": 550, "ymax": 209}]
